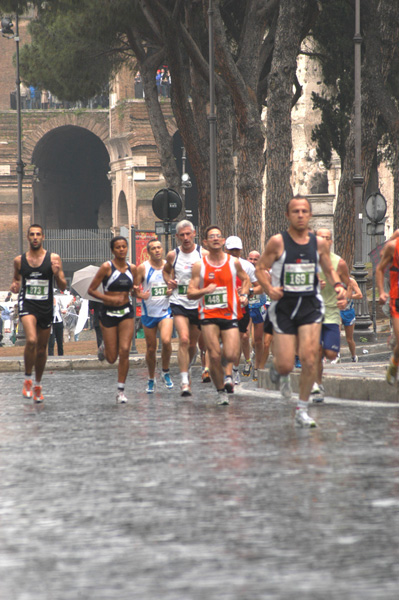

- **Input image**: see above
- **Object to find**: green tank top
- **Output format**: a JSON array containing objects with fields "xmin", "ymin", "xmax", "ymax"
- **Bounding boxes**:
[{"xmin": 319, "ymin": 252, "xmax": 341, "ymax": 325}]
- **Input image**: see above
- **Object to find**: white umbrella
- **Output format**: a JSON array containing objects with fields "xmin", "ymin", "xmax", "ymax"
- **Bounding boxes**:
[{"xmin": 71, "ymin": 265, "xmax": 103, "ymax": 302}]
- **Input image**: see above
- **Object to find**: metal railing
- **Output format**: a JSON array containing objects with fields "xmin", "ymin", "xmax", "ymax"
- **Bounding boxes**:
[{"xmin": 44, "ymin": 229, "xmax": 113, "ymax": 262}]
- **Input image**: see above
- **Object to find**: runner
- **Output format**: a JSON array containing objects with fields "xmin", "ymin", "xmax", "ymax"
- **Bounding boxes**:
[
  {"xmin": 10, "ymin": 224, "xmax": 67, "ymax": 403},
  {"xmin": 255, "ymin": 196, "xmax": 346, "ymax": 427},
  {"xmin": 376, "ymin": 236, "xmax": 399, "ymax": 385},
  {"xmin": 163, "ymin": 220, "xmax": 207, "ymax": 396},
  {"xmin": 246, "ymin": 249, "xmax": 270, "ymax": 381},
  {"xmin": 134, "ymin": 238, "xmax": 174, "ymax": 393},
  {"xmin": 223, "ymin": 236, "xmax": 260, "ymax": 390},
  {"xmin": 338, "ymin": 276, "xmax": 362, "ymax": 363},
  {"xmin": 88, "ymin": 236, "xmax": 137, "ymax": 403},
  {"xmin": 311, "ymin": 228, "xmax": 351, "ymax": 402},
  {"xmin": 187, "ymin": 225, "xmax": 250, "ymax": 404}
]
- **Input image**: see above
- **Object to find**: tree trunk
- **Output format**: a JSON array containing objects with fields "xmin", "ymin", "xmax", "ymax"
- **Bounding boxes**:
[{"xmin": 265, "ymin": 0, "xmax": 311, "ymax": 240}]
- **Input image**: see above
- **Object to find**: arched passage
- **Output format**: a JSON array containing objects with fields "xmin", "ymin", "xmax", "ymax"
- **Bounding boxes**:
[
  {"xmin": 32, "ymin": 125, "xmax": 111, "ymax": 229},
  {"xmin": 117, "ymin": 190, "xmax": 129, "ymax": 226}
]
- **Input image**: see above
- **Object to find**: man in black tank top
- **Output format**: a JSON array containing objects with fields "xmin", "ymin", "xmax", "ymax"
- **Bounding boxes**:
[
  {"xmin": 10, "ymin": 224, "xmax": 67, "ymax": 403},
  {"xmin": 256, "ymin": 196, "xmax": 346, "ymax": 428}
]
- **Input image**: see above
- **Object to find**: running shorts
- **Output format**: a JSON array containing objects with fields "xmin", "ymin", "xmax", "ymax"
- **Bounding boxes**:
[
  {"xmin": 238, "ymin": 308, "xmax": 250, "ymax": 333},
  {"xmin": 141, "ymin": 312, "xmax": 172, "ymax": 329},
  {"xmin": 321, "ymin": 323, "xmax": 341, "ymax": 353},
  {"xmin": 249, "ymin": 305, "xmax": 266, "ymax": 325},
  {"xmin": 170, "ymin": 303, "xmax": 200, "ymax": 327},
  {"xmin": 99, "ymin": 302, "xmax": 134, "ymax": 328},
  {"xmin": 18, "ymin": 306, "xmax": 52, "ymax": 330},
  {"xmin": 199, "ymin": 318, "xmax": 239, "ymax": 331},
  {"xmin": 340, "ymin": 307, "xmax": 356, "ymax": 327},
  {"xmin": 268, "ymin": 295, "xmax": 323, "ymax": 335}
]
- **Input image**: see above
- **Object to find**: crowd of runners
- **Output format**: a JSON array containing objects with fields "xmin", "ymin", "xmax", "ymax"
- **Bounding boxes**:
[{"xmin": 9, "ymin": 195, "xmax": 399, "ymax": 428}]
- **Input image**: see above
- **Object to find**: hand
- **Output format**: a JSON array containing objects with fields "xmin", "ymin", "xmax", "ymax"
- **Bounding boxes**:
[
  {"xmin": 337, "ymin": 297, "xmax": 347, "ymax": 310},
  {"xmin": 168, "ymin": 279, "xmax": 178, "ymax": 291},
  {"xmin": 206, "ymin": 283, "xmax": 217, "ymax": 294},
  {"xmin": 240, "ymin": 294, "xmax": 249, "ymax": 307},
  {"xmin": 141, "ymin": 290, "xmax": 151, "ymax": 300},
  {"xmin": 51, "ymin": 256, "xmax": 61, "ymax": 275},
  {"xmin": 378, "ymin": 291, "xmax": 388, "ymax": 305},
  {"xmin": 268, "ymin": 286, "xmax": 284, "ymax": 301},
  {"xmin": 319, "ymin": 279, "xmax": 326, "ymax": 289},
  {"xmin": 10, "ymin": 282, "xmax": 19, "ymax": 294}
]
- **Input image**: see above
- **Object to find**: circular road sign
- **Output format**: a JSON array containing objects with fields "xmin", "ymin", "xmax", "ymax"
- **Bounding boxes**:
[
  {"xmin": 152, "ymin": 188, "xmax": 183, "ymax": 221},
  {"xmin": 365, "ymin": 192, "xmax": 387, "ymax": 224}
]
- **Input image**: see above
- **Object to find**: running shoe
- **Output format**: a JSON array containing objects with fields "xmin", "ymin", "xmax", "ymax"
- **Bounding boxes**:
[
  {"xmin": 22, "ymin": 378, "xmax": 33, "ymax": 399},
  {"xmin": 217, "ymin": 390, "xmax": 230, "ymax": 405},
  {"xmin": 269, "ymin": 362, "xmax": 280, "ymax": 386},
  {"xmin": 386, "ymin": 360, "xmax": 398, "ymax": 386},
  {"xmin": 161, "ymin": 372, "xmax": 174, "ymax": 389},
  {"xmin": 180, "ymin": 383, "xmax": 192, "ymax": 397},
  {"xmin": 202, "ymin": 368, "xmax": 211, "ymax": 383},
  {"xmin": 280, "ymin": 375, "xmax": 292, "ymax": 399},
  {"xmin": 116, "ymin": 390, "xmax": 128, "ymax": 403},
  {"xmin": 97, "ymin": 342, "xmax": 105, "ymax": 362},
  {"xmin": 311, "ymin": 382, "xmax": 325, "ymax": 403},
  {"xmin": 330, "ymin": 353, "xmax": 341, "ymax": 364},
  {"xmin": 252, "ymin": 368, "xmax": 258, "ymax": 382},
  {"xmin": 351, "ymin": 355, "xmax": 359, "ymax": 363},
  {"xmin": 233, "ymin": 368, "xmax": 241, "ymax": 385},
  {"xmin": 33, "ymin": 385, "xmax": 44, "ymax": 403},
  {"xmin": 224, "ymin": 376, "xmax": 234, "ymax": 394},
  {"xmin": 295, "ymin": 355, "xmax": 302, "ymax": 369},
  {"xmin": 295, "ymin": 408, "xmax": 317, "ymax": 428},
  {"xmin": 243, "ymin": 361, "xmax": 252, "ymax": 377},
  {"xmin": 146, "ymin": 379, "xmax": 156, "ymax": 394}
]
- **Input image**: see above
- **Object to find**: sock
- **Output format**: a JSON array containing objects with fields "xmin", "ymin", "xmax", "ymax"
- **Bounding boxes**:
[
  {"xmin": 24, "ymin": 374, "xmax": 32, "ymax": 380},
  {"xmin": 181, "ymin": 372, "xmax": 189, "ymax": 384},
  {"xmin": 162, "ymin": 369, "xmax": 169, "ymax": 374},
  {"xmin": 296, "ymin": 400, "xmax": 308, "ymax": 411},
  {"xmin": 117, "ymin": 383, "xmax": 125, "ymax": 391}
]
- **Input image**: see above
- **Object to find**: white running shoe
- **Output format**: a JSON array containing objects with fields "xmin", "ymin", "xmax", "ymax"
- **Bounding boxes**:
[
  {"xmin": 180, "ymin": 383, "xmax": 192, "ymax": 397},
  {"xmin": 311, "ymin": 382, "xmax": 325, "ymax": 403},
  {"xmin": 295, "ymin": 409, "xmax": 317, "ymax": 428},
  {"xmin": 217, "ymin": 390, "xmax": 230, "ymax": 405},
  {"xmin": 269, "ymin": 362, "xmax": 280, "ymax": 387},
  {"xmin": 330, "ymin": 353, "xmax": 341, "ymax": 364},
  {"xmin": 224, "ymin": 376, "xmax": 234, "ymax": 394},
  {"xmin": 243, "ymin": 361, "xmax": 252, "ymax": 377},
  {"xmin": 252, "ymin": 368, "xmax": 258, "ymax": 382},
  {"xmin": 233, "ymin": 368, "xmax": 241, "ymax": 385},
  {"xmin": 116, "ymin": 390, "xmax": 128, "ymax": 403},
  {"xmin": 97, "ymin": 342, "xmax": 105, "ymax": 362},
  {"xmin": 351, "ymin": 355, "xmax": 359, "ymax": 363},
  {"xmin": 280, "ymin": 375, "xmax": 292, "ymax": 399}
]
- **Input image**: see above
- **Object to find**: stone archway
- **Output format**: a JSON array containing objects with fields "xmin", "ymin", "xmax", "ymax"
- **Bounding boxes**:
[
  {"xmin": 30, "ymin": 120, "xmax": 111, "ymax": 229},
  {"xmin": 117, "ymin": 191, "xmax": 128, "ymax": 226}
]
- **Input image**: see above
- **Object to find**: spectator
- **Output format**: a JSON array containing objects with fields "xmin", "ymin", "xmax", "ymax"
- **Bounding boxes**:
[{"xmin": 48, "ymin": 294, "xmax": 64, "ymax": 356}]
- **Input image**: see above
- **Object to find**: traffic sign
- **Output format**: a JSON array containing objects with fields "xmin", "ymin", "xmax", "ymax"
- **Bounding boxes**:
[{"xmin": 152, "ymin": 188, "xmax": 182, "ymax": 221}]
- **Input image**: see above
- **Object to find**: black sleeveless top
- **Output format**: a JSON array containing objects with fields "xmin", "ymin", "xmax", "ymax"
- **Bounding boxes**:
[
  {"xmin": 276, "ymin": 231, "xmax": 319, "ymax": 297},
  {"xmin": 19, "ymin": 250, "xmax": 54, "ymax": 308},
  {"xmin": 103, "ymin": 261, "xmax": 133, "ymax": 292}
]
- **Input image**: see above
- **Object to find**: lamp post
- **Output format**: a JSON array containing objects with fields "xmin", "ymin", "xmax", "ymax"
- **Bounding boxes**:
[
  {"xmin": 1, "ymin": 14, "xmax": 24, "ymax": 255},
  {"xmin": 352, "ymin": 0, "xmax": 372, "ymax": 331},
  {"xmin": 208, "ymin": 0, "xmax": 217, "ymax": 225}
]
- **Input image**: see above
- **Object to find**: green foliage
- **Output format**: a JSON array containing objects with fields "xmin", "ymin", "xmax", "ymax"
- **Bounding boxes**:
[{"xmin": 309, "ymin": 0, "xmax": 355, "ymax": 168}]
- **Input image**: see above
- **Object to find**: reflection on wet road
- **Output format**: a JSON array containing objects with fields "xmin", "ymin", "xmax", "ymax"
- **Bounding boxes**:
[{"xmin": 0, "ymin": 367, "xmax": 398, "ymax": 599}]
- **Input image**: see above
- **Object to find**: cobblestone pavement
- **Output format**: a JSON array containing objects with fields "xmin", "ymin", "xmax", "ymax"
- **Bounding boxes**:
[{"xmin": 0, "ymin": 367, "xmax": 399, "ymax": 600}]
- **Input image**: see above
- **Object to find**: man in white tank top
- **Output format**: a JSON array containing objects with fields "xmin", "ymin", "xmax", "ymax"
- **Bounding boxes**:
[
  {"xmin": 135, "ymin": 238, "xmax": 174, "ymax": 393},
  {"xmin": 163, "ymin": 220, "xmax": 208, "ymax": 396}
]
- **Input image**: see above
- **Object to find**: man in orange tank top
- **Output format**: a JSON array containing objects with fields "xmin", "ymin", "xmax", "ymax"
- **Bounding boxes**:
[
  {"xmin": 188, "ymin": 226, "xmax": 250, "ymax": 404},
  {"xmin": 376, "ymin": 237, "xmax": 399, "ymax": 384}
]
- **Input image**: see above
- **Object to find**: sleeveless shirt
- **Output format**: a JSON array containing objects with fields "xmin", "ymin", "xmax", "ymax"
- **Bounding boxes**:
[
  {"xmin": 103, "ymin": 261, "xmax": 133, "ymax": 293},
  {"xmin": 19, "ymin": 250, "xmax": 54, "ymax": 309},
  {"xmin": 141, "ymin": 260, "xmax": 170, "ymax": 318},
  {"xmin": 271, "ymin": 231, "xmax": 320, "ymax": 297},
  {"xmin": 319, "ymin": 252, "xmax": 341, "ymax": 325},
  {"xmin": 389, "ymin": 238, "xmax": 399, "ymax": 301},
  {"xmin": 198, "ymin": 254, "xmax": 243, "ymax": 321},
  {"xmin": 170, "ymin": 244, "xmax": 202, "ymax": 310}
]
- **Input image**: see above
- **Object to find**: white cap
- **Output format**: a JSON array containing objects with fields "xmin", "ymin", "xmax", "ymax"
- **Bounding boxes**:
[{"xmin": 225, "ymin": 235, "xmax": 243, "ymax": 250}]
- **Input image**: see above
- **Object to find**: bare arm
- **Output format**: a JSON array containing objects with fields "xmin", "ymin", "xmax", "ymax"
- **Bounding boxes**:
[
  {"xmin": 318, "ymin": 238, "xmax": 346, "ymax": 302},
  {"xmin": 162, "ymin": 250, "xmax": 177, "ymax": 289},
  {"xmin": 187, "ymin": 261, "xmax": 217, "ymax": 300},
  {"xmin": 234, "ymin": 260, "xmax": 250, "ymax": 305},
  {"xmin": 10, "ymin": 255, "xmax": 22, "ymax": 294},
  {"xmin": 51, "ymin": 253, "xmax": 67, "ymax": 292},
  {"xmin": 133, "ymin": 264, "xmax": 150, "ymax": 300},
  {"xmin": 376, "ymin": 241, "xmax": 395, "ymax": 304},
  {"xmin": 255, "ymin": 235, "xmax": 284, "ymax": 301},
  {"xmin": 349, "ymin": 277, "xmax": 362, "ymax": 300}
]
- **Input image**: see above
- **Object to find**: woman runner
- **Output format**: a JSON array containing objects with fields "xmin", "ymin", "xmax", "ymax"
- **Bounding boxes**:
[{"xmin": 88, "ymin": 236, "xmax": 137, "ymax": 403}]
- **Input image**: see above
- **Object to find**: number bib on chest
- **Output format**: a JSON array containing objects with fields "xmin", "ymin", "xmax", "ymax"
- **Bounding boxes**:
[
  {"xmin": 106, "ymin": 306, "xmax": 131, "ymax": 318},
  {"xmin": 283, "ymin": 263, "xmax": 315, "ymax": 293},
  {"xmin": 178, "ymin": 284, "xmax": 188, "ymax": 296},
  {"xmin": 25, "ymin": 279, "xmax": 49, "ymax": 300},
  {"xmin": 151, "ymin": 284, "xmax": 168, "ymax": 297},
  {"xmin": 204, "ymin": 286, "xmax": 228, "ymax": 309},
  {"xmin": 248, "ymin": 294, "xmax": 261, "ymax": 306}
]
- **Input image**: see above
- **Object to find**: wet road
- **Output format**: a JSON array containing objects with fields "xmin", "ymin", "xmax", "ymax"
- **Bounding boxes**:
[{"xmin": 0, "ymin": 367, "xmax": 398, "ymax": 600}]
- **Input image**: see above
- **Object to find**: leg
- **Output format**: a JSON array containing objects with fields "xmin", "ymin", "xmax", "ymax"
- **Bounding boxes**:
[
  {"xmin": 48, "ymin": 329, "xmax": 55, "ymax": 356},
  {"xmin": 101, "ymin": 324, "xmax": 119, "ymax": 364},
  {"xmin": 297, "ymin": 322, "xmax": 322, "ymax": 402},
  {"xmin": 116, "ymin": 318, "xmax": 135, "ymax": 384},
  {"xmin": 272, "ymin": 332, "xmax": 296, "ymax": 375},
  {"xmin": 55, "ymin": 322, "xmax": 64, "ymax": 355},
  {"xmin": 173, "ymin": 315, "xmax": 191, "ymax": 373},
  {"xmin": 188, "ymin": 322, "xmax": 200, "ymax": 365},
  {"xmin": 344, "ymin": 324, "xmax": 356, "ymax": 358},
  {"xmin": 253, "ymin": 322, "xmax": 264, "ymax": 369},
  {"xmin": 259, "ymin": 333, "xmax": 273, "ymax": 368},
  {"xmin": 159, "ymin": 318, "xmax": 173, "ymax": 371},
  {"xmin": 20, "ymin": 315, "xmax": 39, "ymax": 376},
  {"xmin": 34, "ymin": 327, "xmax": 52, "ymax": 383},
  {"xmin": 200, "ymin": 324, "xmax": 225, "ymax": 390},
  {"xmin": 143, "ymin": 325, "xmax": 158, "ymax": 379}
]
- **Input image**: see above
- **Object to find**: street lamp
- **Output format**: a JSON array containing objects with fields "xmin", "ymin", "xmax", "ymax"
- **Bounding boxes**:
[
  {"xmin": 1, "ymin": 14, "xmax": 24, "ymax": 255},
  {"xmin": 352, "ymin": 0, "xmax": 372, "ymax": 331},
  {"xmin": 208, "ymin": 0, "xmax": 217, "ymax": 225}
]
